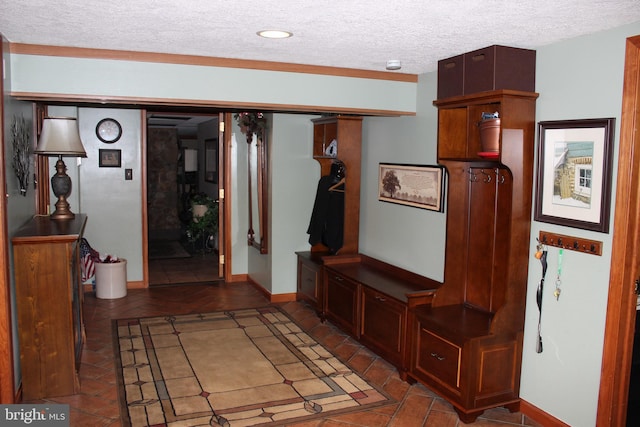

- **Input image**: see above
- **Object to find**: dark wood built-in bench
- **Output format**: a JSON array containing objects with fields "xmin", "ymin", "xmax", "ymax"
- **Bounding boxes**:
[{"xmin": 296, "ymin": 251, "xmax": 439, "ymax": 375}]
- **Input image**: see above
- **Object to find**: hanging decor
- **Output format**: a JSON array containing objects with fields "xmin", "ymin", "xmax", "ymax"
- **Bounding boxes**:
[
  {"xmin": 11, "ymin": 115, "xmax": 32, "ymax": 196},
  {"xmin": 234, "ymin": 112, "xmax": 266, "ymax": 143}
]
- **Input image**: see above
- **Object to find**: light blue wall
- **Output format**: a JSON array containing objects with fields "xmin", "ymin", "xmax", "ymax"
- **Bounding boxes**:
[
  {"xmin": 359, "ymin": 71, "xmax": 445, "ymax": 280},
  {"xmin": 353, "ymin": 22, "xmax": 640, "ymax": 426},
  {"xmin": 10, "ymin": 55, "xmax": 417, "ymax": 115},
  {"xmin": 76, "ymin": 107, "xmax": 143, "ymax": 281},
  {"xmin": 230, "ymin": 129, "xmax": 249, "ymax": 276},
  {"xmin": 269, "ymin": 114, "xmax": 320, "ymax": 295},
  {"xmin": 519, "ymin": 21, "xmax": 640, "ymax": 427},
  {"xmin": 3, "ymin": 96, "xmax": 36, "ymax": 393},
  {"xmin": 233, "ymin": 113, "xmax": 321, "ymax": 295}
]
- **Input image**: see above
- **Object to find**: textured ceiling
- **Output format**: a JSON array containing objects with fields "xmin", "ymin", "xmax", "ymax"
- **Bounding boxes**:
[{"xmin": 1, "ymin": 1, "xmax": 640, "ymax": 75}]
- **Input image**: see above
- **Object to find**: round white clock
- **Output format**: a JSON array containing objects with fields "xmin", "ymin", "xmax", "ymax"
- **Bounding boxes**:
[{"xmin": 96, "ymin": 118, "xmax": 122, "ymax": 143}]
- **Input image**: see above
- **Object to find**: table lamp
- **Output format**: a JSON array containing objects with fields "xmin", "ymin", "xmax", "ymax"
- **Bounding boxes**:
[{"xmin": 35, "ymin": 117, "xmax": 87, "ymax": 220}]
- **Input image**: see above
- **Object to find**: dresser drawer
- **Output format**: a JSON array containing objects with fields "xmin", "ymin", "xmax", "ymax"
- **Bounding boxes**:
[{"xmin": 415, "ymin": 327, "xmax": 461, "ymax": 391}]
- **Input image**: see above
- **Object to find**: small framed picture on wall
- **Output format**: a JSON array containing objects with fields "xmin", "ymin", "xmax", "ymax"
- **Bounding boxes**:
[{"xmin": 99, "ymin": 149, "xmax": 122, "ymax": 168}]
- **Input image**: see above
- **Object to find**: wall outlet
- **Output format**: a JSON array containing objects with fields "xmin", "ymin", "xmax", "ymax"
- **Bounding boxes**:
[{"xmin": 125, "ymin": 169, "xmax": 133, "ymax": 180}]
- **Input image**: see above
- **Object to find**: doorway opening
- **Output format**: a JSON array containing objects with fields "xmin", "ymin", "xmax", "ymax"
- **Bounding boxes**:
[{"xmin": 146, "ymin": 112, "xmax": 222, "ymax": 286}]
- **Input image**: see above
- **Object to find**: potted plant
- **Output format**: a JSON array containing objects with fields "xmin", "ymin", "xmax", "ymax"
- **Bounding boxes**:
[{"xmin": 186, "ymin": 193, "xmax": 218, "ymax": 244}]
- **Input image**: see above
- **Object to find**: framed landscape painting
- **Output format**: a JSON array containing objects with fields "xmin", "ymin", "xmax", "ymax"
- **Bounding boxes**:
[{"xmin": 378, "ymin": 163, "xmax": 445, "ymax": 212}]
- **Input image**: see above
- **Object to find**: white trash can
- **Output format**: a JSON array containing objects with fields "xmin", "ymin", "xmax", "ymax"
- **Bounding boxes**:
[{"xmin": 95, "ymin": 259, "xmax": 127, "ymax": 299}]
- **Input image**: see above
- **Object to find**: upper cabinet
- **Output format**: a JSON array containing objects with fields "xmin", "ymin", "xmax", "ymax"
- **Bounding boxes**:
[{"xmin": 434, "ymin": 90, "xmax": 538, "ymax": 164}]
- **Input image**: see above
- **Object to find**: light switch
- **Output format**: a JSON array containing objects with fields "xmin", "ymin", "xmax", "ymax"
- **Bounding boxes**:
[{"xmin": 125, "ymin": 169, "xmax": 133, "ymax": 180}]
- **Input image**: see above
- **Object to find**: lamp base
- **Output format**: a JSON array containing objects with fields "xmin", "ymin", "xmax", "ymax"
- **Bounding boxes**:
[
  {"xmin": 50, "ymin": 157, "xmax": 76, "ymax": 221},
  {"xmin": 51, "ymin": 198, "xmax": 75, "ymax": 220}
]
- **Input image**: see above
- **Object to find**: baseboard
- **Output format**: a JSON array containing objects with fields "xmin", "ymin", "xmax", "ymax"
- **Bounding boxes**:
[
  {"xmin": 270, "ymin": 293, "xmax": 297, "ymax": 303},
  {"xmin": 228, "ymin": 274, "xmax": 249, "ymax": 283},
  {"xmin": 245, "ymin": 276, "xmax": 297, "ymax": 303},
  {"xmin": 83, "ymin": 280, "xmax": 145, "ymax": 293},
  {"xmin": 520, "ymin": 399, "xmax": 570, "ymax": 427}
]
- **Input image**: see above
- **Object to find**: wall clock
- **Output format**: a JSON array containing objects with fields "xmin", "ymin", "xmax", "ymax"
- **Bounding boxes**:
[{"xmin": 96, "ymin": 118, "xmax": 122, "ymax": 143}]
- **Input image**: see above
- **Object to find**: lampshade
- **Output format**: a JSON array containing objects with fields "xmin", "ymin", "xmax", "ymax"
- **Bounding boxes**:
[
  {"xmin": 184, "ymin": 149, "xmax": 198, "ymax": 172},
  {"xmin": 35, "ymin": 117, "xmax": 86, "ymax": 220},
  {"xmin": 35, "ymin": 117, "xmax": 87, "ymax": 157}
]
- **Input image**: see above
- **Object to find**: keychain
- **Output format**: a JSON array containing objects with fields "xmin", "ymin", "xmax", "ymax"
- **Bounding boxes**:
[
  {"xmin": 535, "ymin": 238, "xmax": 547, "ymax": 353},
  {"xmin": 553, "ymin": 248, "xmax": 563, "ymax": 301}
]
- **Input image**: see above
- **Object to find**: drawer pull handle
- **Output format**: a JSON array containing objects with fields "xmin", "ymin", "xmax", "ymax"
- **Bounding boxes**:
[
  {"xmin": 430, "ymin": 352, "xmax": 445, "ymax": 361},
  {"xmin": 334, "ymin": 276, "xmax": 344, "ymax": 281},
  {"xmin": 375, "ymin": 296, "xmax": 387, "ymax": 302}
]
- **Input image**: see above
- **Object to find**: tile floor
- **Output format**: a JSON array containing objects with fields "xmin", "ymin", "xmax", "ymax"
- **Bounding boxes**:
[
  {"xmin": 26, "ymin": 282, "xmax": 544, "ymax": 426},
  {"xmin": 148, "ymin": 244, "xmax": 220, "ymax": 285}
]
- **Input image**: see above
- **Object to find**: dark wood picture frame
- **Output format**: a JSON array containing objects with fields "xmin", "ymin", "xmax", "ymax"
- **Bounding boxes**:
[
  {"xmin": 534, "ymin": 118, "xmax": 615, "ymax": 232},
  {"xmin": 378, "ymin": 163, "xmax": 445, "ymax": 212},
  {"xmin": 98, "ymin": 149, "xmax": 121, "ymax": 168}
]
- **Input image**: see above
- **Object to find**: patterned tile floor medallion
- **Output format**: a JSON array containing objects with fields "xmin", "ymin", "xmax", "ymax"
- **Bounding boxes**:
[{"xmin": 114, "ymin": 306, "xmax": 393, "ymax": 426}]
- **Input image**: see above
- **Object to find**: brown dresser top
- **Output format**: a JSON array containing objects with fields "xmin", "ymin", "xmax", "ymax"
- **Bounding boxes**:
[{"xmin": 12, "ymin": 214, "xmax": 87, "ymax": 244}]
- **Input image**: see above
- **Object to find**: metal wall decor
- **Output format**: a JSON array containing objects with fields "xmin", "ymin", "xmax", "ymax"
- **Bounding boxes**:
[{"xmin": 11, "ymin": 115, "xmax": 32, "ymax": 196}]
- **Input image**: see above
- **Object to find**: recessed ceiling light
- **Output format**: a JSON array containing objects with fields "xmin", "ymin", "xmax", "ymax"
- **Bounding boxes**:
[
  {"xmin": 386, "ymin": 60, "xmax": 402, "ymax": 71},
  {"xmin": 257, "ymin": 30, "xmax": 293, "ymax": 39}
]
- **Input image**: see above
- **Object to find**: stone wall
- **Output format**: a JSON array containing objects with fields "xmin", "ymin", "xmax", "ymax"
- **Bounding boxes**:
[{"xmin": 147, "ymin": 128, "xmax": 180, "ymax": 239}]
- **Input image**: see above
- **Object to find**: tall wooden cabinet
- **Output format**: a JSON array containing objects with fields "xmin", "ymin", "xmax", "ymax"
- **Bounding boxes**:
[
  {"xmin": 297, "ymin": 116, "xmax": 363, "ymax": 312},
  {"xmin": 310, "ymin": 115, "xmax": 362, "ymax": 255},
  {"xmin": 12, "ymin": 215, "xmax": 87, "ymax": 400},
  {"xmin": 407, "ymin": 90, "xmax": 538, "ymax": 422}
]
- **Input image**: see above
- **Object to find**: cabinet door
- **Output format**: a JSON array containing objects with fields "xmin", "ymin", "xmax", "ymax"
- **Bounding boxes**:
[
  {"xmin": 324, "ymin": 272, "xmax": 359, "ymax": 337},
  {"xmin": 466, "ymin": 166, "xmax": 512, "ymax": 312},
  {"xmin": 297, "ymin": 258, "xmax": 321, "ymax": 310},
  {"xmin": 360, "ymin": 286, "xmax": 406, "ymax": 366}
]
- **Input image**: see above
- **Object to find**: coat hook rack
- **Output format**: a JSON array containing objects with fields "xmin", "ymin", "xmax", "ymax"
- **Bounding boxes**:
[{"xmin": 538, "ymin": 231, "xmax": 603, "ymax": 256}]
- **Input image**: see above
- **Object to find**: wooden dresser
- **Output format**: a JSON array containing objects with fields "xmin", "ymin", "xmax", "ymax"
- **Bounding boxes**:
[{"xmin": 12, "ymin": 214, "xmax": 87, "ymax": 400}]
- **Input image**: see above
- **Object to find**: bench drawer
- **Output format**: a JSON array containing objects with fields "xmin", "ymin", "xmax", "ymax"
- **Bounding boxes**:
[{"xmin": 415, "ymin": 327, "xmax": 461, "ymax": 391}]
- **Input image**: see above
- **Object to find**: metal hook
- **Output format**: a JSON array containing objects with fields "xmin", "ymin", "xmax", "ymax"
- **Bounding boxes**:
[{"xmin": 480, "ymin": 169, "xmax": 492, "ymax": 183}]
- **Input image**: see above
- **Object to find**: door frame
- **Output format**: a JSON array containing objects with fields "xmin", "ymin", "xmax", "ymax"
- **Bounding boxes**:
[
  {"xmin": 597, "ymin": 34, "xmax": 640, "ymax": 426},
  {"xmin": 0, "ymin": 35, "xmax": 15, "ymax": 403},
  {"xmin": 142, "ymin": 110, "xmax": 228, "ymax": 286}
]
